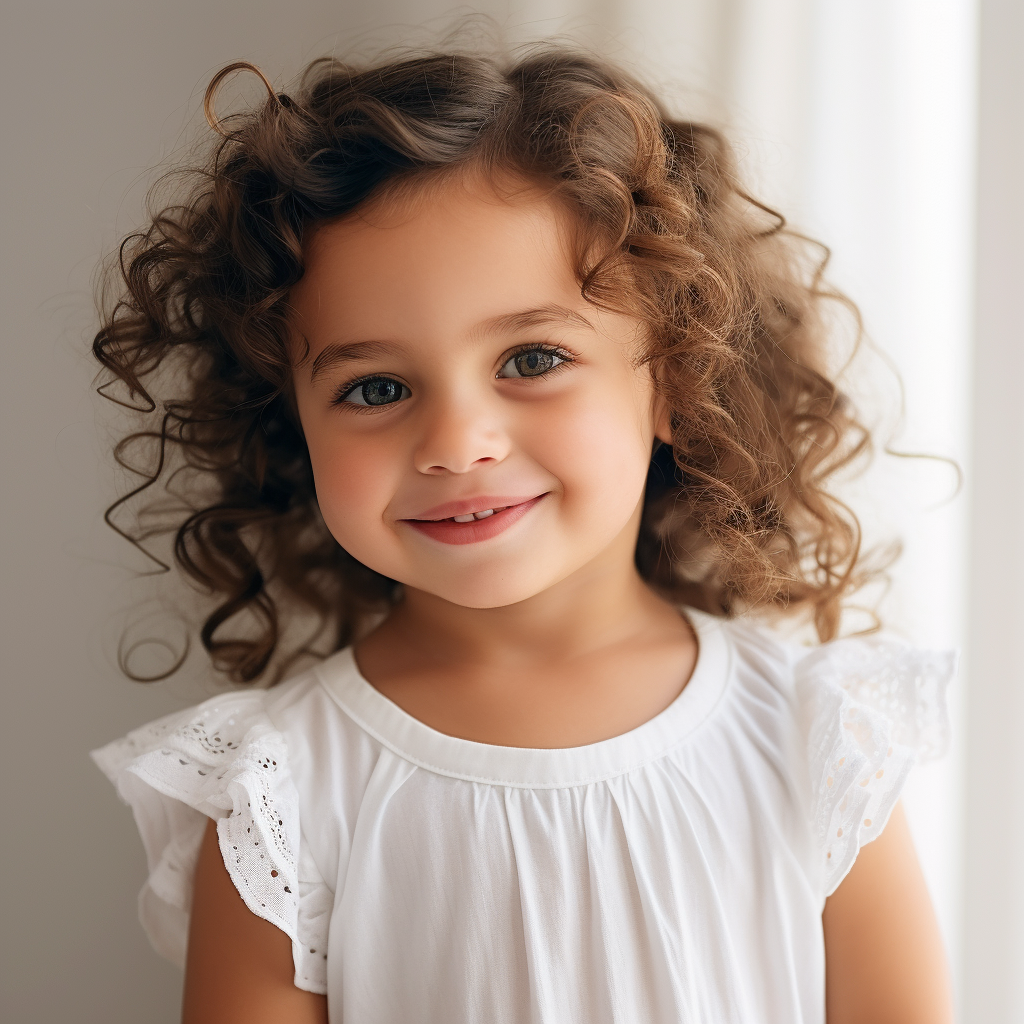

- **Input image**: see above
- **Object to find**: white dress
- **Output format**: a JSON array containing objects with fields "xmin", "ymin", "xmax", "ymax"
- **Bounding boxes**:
[{"xmin": 92, "ymin": 609, "xmax": 953, "ymax": 1023}]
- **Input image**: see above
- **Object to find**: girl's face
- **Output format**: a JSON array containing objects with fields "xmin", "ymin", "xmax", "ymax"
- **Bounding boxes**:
[{"xmin": 290, "ymin": 172, "xmax": 670, "ymax": 609}]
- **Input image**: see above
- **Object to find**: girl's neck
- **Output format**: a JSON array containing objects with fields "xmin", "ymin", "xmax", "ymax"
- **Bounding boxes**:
[{"xmin": 353, "ymin": 537, "xmax": 698, "ymax": 747}]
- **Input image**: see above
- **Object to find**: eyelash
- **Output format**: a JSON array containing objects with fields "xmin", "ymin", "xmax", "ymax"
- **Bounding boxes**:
[
  {"xmin": 330, "ymin": 344, "xmax": 576, "ymax": 411},
  {"xmin": 496, "ymin": 344, "xmax": 575, "ymax": 380}
]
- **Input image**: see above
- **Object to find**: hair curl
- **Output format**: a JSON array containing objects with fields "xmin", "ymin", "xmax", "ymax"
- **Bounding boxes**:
[{"xmin": 94, "ymin": 45, "xmax": 874, "ymax": 683}]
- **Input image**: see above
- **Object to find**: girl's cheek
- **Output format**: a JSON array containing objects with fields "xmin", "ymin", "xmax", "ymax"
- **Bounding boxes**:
[
  {"xmin": 306, "ymin": 427, "xmax": 401, "ymax": 540},
  {"xmin": 523, "ymin": 382, "xmax": 654, "ymax": 498}
]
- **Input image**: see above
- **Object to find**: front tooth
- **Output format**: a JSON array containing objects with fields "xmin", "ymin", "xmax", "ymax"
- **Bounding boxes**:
[
  {"xmin": 474, "ymin": 509, "xmax": 495, "ymax": 519},
  {"xmin": 452, "ymin": 514, "xmax": 476, "ymax": 523}
]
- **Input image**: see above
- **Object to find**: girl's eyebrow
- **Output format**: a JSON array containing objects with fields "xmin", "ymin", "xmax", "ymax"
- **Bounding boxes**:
[
  {"xmin": 309, "ymin": 340, "xmax": 397, "ymax": 383},
  {"xmin": 308, "ymin": 304, "xmax": 594, "ymax": 383},
  {"xmin": 477, "ymin": 303, "xmax": 595, "ymax": 336}
]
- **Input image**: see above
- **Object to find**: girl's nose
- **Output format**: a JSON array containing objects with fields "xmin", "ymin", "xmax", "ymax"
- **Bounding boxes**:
[{"xmin": 413, "ymin": 394, "xmax": 512, "ymax": 476}]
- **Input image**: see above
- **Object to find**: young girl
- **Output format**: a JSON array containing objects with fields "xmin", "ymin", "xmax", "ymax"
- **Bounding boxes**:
[{"xmin": 92, "ymin": 46, "xmax": 955, "ymax": 1024}]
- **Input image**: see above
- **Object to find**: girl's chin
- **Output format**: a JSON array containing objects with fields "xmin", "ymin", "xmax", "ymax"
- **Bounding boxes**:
[
  {"xmin": 398, "ymin": 567, "xmax": 570, "ymax": 610},
  {"xmin": 328, "ymin": 537, "xmax": 569, "ymax": 608},
  {"xmin": 413, "ymin": 581, "xmax": 556, "ymax": 610}
]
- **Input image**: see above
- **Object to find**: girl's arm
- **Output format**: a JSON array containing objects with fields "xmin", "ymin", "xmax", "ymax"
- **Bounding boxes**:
[
  {"xmin": 822, "ymin": 801, "xmax": 954, "ymax": 1024},
  {"xmin": 182, "ymin": 819, "xmax": 328, "ymax": 1024}
]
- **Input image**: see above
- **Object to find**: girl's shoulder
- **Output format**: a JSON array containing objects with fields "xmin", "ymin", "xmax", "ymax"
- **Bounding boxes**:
[
  {"xmin": 90, "ymin": 657, "xmax": 368, "ymax": 996},
  {"xmin": 91, "ymin": 665, "xmax": 341, "ymax": 826},
  {"xmin": 718, "ymin": 612, "xmax": 954, "ymax": 752},
  {"xmin": 715, "ymin": 613, "xmax": 955, "ymax": 894},
  {"xmin": 92, "ymin": 649, "xmax": 383, "ymax": 800}
]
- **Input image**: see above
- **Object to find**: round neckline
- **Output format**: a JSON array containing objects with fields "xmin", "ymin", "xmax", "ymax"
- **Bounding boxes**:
[{"xmin": 313, "ymin": 607, "xmax": 733, "ymax": 789}]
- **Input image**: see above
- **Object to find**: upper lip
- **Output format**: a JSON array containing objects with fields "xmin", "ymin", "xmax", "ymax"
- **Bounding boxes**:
[{"xmin": 402, "ymin": 494, "xmax": 546, "ymax": 522}]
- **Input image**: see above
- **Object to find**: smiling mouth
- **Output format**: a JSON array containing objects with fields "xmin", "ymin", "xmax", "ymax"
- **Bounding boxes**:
[{"xmin": 401, "ymin": 495, "xmax": 547, "ymax": 545}]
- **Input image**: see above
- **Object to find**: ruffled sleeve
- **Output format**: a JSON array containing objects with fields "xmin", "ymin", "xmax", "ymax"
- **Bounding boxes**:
[
  {"xmin": 91, "ymin": 691, "xmax": 333, "ymax": 994},
  {"xmin": 795, "ymin": 636, "xmax": 955, "ymax": 897}
]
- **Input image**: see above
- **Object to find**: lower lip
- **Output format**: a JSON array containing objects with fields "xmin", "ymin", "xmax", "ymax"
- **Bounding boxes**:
[{"xmin": 403, "ymin": 495, "xmax": 546, "ymax": 546}]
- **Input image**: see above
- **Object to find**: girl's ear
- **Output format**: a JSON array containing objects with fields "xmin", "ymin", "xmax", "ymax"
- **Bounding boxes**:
[{"xmin": 652, "ymin": 392, "xmax": 674, "ymax": 446}]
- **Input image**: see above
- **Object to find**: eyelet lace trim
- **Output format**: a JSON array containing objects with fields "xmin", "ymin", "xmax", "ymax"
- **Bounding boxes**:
[
  {"xmin": 796, "ymin": 637, "xmax": 955, "ymax": 896},
  {"xmin": 92, "ymin": 692, "xmax": 329, "ymax": 994}
]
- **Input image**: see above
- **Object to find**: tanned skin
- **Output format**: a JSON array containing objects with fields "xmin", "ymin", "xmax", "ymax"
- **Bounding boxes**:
[
  {"xmin": 822, "ymin": 803, "xmax": 953, "ymax": 1024},
  {"xmin": 184, "ymin": 820, "xmax": 328, "ymax": 1024}
]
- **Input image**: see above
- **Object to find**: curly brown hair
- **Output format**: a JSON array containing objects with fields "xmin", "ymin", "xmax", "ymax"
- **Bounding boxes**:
[{"xmin": 94, "ymin": 45, "xmax": 874, "ymax": 684}]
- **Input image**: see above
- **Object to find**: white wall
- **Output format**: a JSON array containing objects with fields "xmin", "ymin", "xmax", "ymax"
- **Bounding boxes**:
[
  {"xmin": 774, "ymin": 0, "xmax": 975, "ymax": 993},
  {"xmin": 964, "ymin": 0, "xmax": 1024, "ymax": 1018}
]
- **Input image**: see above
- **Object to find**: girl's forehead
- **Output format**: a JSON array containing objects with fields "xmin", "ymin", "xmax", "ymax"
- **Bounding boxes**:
[
  {"xmin": 286, "ymin": 175, "xmax": 647, "ymax": 369},
  {"xmin": 291, "ymin": 174, "xmax": 586, "ymax": 333}
]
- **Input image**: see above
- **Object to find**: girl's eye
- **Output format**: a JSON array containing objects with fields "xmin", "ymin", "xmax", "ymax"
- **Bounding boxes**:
[
  {"xmin": 338, "ymin": 378, "xmax": 411, "ymax": 408},
  {"xmin": 497, "ymin": 348, "xmax": 569, "ymax": 379}
]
